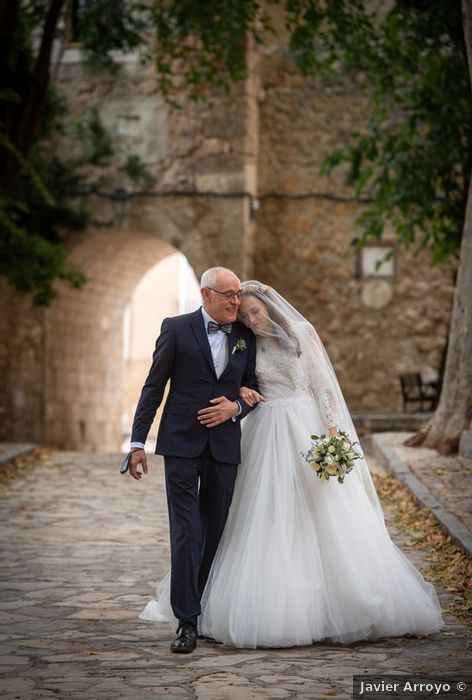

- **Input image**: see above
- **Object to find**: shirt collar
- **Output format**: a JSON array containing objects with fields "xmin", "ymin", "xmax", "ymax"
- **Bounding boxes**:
[{"xmin": 201, "ymin": 306, "xmax": 219, "ymax": 330}]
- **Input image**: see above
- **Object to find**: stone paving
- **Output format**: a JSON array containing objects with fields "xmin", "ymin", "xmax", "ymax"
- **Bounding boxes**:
[
  {"xmin": 0, "ymin": 449, "xmax": 471, "ymax": 700},
  {"xmin": 372, "ymin": 433, "xmax": 472, "ymax": 548}
]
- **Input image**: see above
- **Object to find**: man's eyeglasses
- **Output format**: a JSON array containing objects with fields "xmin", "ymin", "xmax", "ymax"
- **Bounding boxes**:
[{"xmin": 207, "ymin": 287, "xmax": 242, "ymax": 301}]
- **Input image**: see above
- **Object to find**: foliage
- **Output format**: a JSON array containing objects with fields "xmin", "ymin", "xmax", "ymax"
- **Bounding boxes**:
[
  {"xmin": 374, "ymin": 471, "xmax": 472, "ymax": 627},
  {"xmin": 0, "ymin": 1, "xmax": 155, "ymax": 305},
  {"xmin": 307, "ymin": 1, "xmax": 471, "ymax": 264},
  {"xmin": 152, "ymin": 0, "xmax": 272, "ymax": 104},
  {"xmin": 73, "ymin": 0, "xmax": 152, "ymax": 71},
  {"xmin": 1, "ymin": 0, "xmax": 469, "ymax": 305},
  {"xmin": 0, "ymin": 447, "xmax": 53, "ymax": 496},
  {"xmin": 0, "ymin": 96, "xmax": 154, "ymax": 305},
  {"xmin": 152, "ymin": 1, "xmax": 470, "ymax": 262}
]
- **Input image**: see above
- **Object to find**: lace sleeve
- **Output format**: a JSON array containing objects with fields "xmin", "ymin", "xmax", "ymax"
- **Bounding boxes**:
[
  {"xmin": 318, "ymin": 388, "xmax": 338, "ymax": 428},
  {"xmin": 302, "ymin": 322, "xmax": 339, "ymax": 430},
  {"xmin": 309, "ymin": 366, "xmax": 339, "ymax": 429}
]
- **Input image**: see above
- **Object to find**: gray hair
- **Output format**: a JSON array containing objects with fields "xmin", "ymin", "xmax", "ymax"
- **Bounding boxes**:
[{"xmin": 200, "ymin": 266, "xmax": 236, "ymax": 289}]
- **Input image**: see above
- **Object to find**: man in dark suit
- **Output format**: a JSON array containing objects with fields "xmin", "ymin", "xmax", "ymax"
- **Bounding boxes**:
[{"xmin": 127, "ymin": 267, "xmax": 259, "ymax": 653}]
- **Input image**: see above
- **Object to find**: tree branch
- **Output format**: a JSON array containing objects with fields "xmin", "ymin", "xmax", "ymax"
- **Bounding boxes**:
[{"xmin": 16, "ymin": 0, "xmax": 67, "ymax": 155}]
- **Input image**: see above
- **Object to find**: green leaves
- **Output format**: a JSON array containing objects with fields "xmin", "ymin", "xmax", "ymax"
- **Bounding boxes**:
[
  {"xmin": 120, "ymin": 155, "xmax": 156, "ymax": 190},
  {"xmin": 72, "ymin": 107, "xmax": 114, "ymax": 168},
  {"xmin": 2, "ymin": 0, "xmax": 469, "ymax": 307},
  {"xmin": 152, "ymin": 0, "xmax": 271, "ymax": 102},
  {"xmin": 0, "ymin": 103, "xmax": 116, "ymax": 306},
  {"xmin": 314, "ymin": 1, "xmax": 470, "ymax": 262},
  {"xmin": 148, "ymin": 1, "xmax": 469, "ymax": 262},
  {"xmin": 75, "ymin": 0, "xmax": 151, "ymax": 72},
  {"xmin": 0, "ymin": 222, "xmax": 86, "ymax": 306}
]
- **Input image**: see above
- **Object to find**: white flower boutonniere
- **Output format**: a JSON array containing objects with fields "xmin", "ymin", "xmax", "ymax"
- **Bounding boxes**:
[{"xmin": 232, "ymin": 338, "xmax": 247, "ymax": 354}]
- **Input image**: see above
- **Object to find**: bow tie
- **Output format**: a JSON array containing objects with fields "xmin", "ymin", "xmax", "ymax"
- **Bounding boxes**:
[{"xmin": 207, "ymin": 321, "xmax": 232, "ymax": 335}]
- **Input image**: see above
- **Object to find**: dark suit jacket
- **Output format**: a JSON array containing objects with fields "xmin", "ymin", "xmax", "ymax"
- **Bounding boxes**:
[{"xmin": 130, "ymin": 308, "xmax": 259, "ymax": 464}]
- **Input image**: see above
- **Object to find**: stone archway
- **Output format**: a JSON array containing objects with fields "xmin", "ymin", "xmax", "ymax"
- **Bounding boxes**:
[
  {"xmin": 44, "ymin": 229, "xmax": 196, "ymax": 452},
  {"xmin": 121, "ymin": 252, "xmax": 201, "ymax": 452}
]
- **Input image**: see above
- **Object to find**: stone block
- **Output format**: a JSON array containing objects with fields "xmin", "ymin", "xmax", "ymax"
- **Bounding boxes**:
[{"xmin": 459, "ymin": 430, "xmax": 472, "ymax": 458}]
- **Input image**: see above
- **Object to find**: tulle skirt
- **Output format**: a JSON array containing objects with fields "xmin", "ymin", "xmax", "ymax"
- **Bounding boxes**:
[{"xmin": 139, "ymin": 394, "xmax": 444, "ymax": 647}]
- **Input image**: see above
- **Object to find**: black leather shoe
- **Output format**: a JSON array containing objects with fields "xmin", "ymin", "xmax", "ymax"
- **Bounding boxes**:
[
  {"xmin": 197, "ymin": 633, "xmax": 222, "ymax": 644},
  {"xmin": 170, "ymin": 623, "xmax": 197, "ymax": 654}
]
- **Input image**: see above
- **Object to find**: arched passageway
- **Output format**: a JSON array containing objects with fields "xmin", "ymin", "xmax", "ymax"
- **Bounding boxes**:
[
  {"xmin": 44, "ymin": 230, "xmax": 200, "ymax": 452},
  {"xmin": 121, "ymin": 253, "xmax": 201, "ymax": 452}
]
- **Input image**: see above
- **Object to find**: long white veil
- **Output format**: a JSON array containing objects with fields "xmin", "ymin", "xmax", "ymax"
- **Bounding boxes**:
[{"xmin": 240, "ymin": 280, "xmax": 385, "ymax": 523}]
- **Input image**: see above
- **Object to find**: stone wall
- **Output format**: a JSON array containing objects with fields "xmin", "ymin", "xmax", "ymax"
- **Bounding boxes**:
[
  {"xmin": 54, "ymin": 54, "xmax": 255, "ymax": 280},
  {"xmin": 255, "ymin": 198, "xmax": 454, "ymax": 411},
  {"xmin": 254, "ymin": 48, "xmax": 456, "ymax": 411},
  {"xmin": 0, "ymin": 31, "xmax": 458, "ymax": 449},
  {"xmin": 0, "ymin": 280, "xmax": 46, "ymax": 443},
  {"xmin": 0, "ymin": 49, "xmax": 259, "ymax": 449}
]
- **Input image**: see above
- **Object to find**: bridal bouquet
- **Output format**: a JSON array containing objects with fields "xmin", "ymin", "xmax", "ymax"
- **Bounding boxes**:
[{"xmin": 303, "ymin": 430, "xmax": 361, "ymax": 483}]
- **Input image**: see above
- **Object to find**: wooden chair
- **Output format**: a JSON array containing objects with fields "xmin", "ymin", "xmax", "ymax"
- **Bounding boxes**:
[{"xmin": 400, "ymin": 373, "xmax": 440, "ymax": 413}]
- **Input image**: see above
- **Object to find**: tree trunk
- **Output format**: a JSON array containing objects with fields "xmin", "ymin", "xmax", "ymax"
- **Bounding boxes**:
[
  {"xmin": 0, "ymin": 0, "xmax": 66, "ymax": 194},
  {"xmin": 16, "ymin": 0, "xmax": 67, "ymax": 154},
  {"xmin": 405, "ymin": 0, "xmax": 472, "ymax": 454},
  {"xmin": 0, "ymin": 0, "xmax": 22, "ymax": 193}
]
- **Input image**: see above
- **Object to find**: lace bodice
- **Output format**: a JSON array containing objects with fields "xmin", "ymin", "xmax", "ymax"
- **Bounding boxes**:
[{"xmin": 255, "ymin": 337, "xmax": 338, "ymax": 428}]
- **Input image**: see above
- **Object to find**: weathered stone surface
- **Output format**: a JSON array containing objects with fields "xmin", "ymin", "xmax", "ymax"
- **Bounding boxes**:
[
  {"xmin": 459, "ymin": 431, "xmax": 472, "ymax": 459},
  {"xmin": 372, "ymin": 431, "xmax": 472, "ymax": 553},
  {"xmin": 0, "ymin": 449, "xmax": 470, "ymax": 700},
  {"xmin": 0, "ymin": 35, "xmax": 456, "ymax": 451}
]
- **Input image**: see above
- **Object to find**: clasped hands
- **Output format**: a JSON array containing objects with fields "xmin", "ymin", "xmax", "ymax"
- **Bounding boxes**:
[
  {"xmin": 129, "ymin": 387, "xmax": 266, "ymax": 480},
  {"xmin": 197, "ymin": 387, "xmax": 265, "ymax": 429}
]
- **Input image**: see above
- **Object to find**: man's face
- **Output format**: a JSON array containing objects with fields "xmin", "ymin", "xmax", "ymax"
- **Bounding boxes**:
[{"xmin": 202, "ymin": 271, "xmax": 242, "ymax": 324}]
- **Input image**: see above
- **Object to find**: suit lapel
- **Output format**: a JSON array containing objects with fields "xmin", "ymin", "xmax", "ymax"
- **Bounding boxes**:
[
  {"xmin": 189, "ymin": 309, "xmax": 217, "ymax": 379},
  {"xmin": 219, "ymin": 325, "xmax": 239, "ymax": 381}
]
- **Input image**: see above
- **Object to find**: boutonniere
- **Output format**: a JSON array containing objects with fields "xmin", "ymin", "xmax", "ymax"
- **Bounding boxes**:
[{"xmin": 232, "ymin": 338, "xmax": 247, "ymax": 354}]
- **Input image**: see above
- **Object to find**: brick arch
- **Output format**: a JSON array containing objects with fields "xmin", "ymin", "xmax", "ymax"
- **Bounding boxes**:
[{"xmin": 44, "ymin": 229, "xmax": 191, "ymax": 452}]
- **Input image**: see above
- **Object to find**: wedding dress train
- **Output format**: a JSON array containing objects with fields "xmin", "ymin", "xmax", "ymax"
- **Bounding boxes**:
[{"xmin": 139, "ymin": 285, "xmax": 444, "ymax": 648}]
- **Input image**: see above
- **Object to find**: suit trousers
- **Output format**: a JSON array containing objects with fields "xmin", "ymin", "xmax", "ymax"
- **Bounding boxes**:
[{"xmin": 164, "ymin": 446, "xmax": 238, "ymax": 626}]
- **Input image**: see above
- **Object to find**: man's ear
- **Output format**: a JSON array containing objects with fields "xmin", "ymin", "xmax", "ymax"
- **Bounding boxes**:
[{"xmin": 201, "ymin": 288, "xmax": 210, "ymax": 305}]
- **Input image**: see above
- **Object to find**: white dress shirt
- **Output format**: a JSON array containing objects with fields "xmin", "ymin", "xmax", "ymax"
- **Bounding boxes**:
[
  {"xmin": 201, "ymin": 306, "xmax": 230, "ymax": 378},
  {"xmin": 130, "ymin": 307, "xmax": 241, "ymax": 451}
]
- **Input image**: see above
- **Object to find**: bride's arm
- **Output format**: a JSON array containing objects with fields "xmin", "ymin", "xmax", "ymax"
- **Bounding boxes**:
[
  {"xmin": 320, "ymin": 390, "xmax": 338, "ymax": 436},
  {"xmin": 302, "ymin": 322, "xmax": 340, "ymax": 435}
]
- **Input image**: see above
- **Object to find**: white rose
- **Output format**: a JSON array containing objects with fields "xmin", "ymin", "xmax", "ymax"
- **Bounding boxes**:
[{"xmin": 328, "ymin": 445, "xmax": 336, "ymax": 454}]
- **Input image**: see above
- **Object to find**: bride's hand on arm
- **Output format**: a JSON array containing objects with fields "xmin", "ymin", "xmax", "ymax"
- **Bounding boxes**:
[{"xmin": 239, "ymin": 386, "xmax": 265, "ymax": 407}]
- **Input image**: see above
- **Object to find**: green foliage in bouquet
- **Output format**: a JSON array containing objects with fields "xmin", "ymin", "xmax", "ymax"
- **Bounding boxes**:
[{"xmin": 303, "ymin": 430, "xmax": 362, "ymax": 484}]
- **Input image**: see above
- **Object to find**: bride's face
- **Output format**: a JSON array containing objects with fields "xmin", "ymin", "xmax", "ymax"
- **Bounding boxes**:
[{"xmin": 238, "ymin": 295, "xmax": 270, "ymax": 332}]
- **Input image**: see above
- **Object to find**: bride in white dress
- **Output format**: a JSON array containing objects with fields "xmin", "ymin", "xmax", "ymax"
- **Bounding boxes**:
[{"xmin": 139, "ymin": 281, "xmax": 444, "ymax": 648}]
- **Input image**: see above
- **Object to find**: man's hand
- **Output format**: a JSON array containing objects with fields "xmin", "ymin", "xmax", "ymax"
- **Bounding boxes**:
[
  {"xmin": 197, "ymin": 396, "xmax": 239, "ymax": 429},
  {"xmin": 129, "ymin": 449, "xmax": 148, "ymax": 480},
  {"xmin": 239, "ymin": 386, "xmax": 265, "ymax": 407}
]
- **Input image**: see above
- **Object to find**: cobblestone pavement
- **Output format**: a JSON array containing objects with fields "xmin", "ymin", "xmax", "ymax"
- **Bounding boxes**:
[
  {"xmin": 375, "ymin": 433, "xmax": 472, "ymax": 541},
  {"xmin": 0, "ymin": 449, "xmax": 471, "ymax": 700}
]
